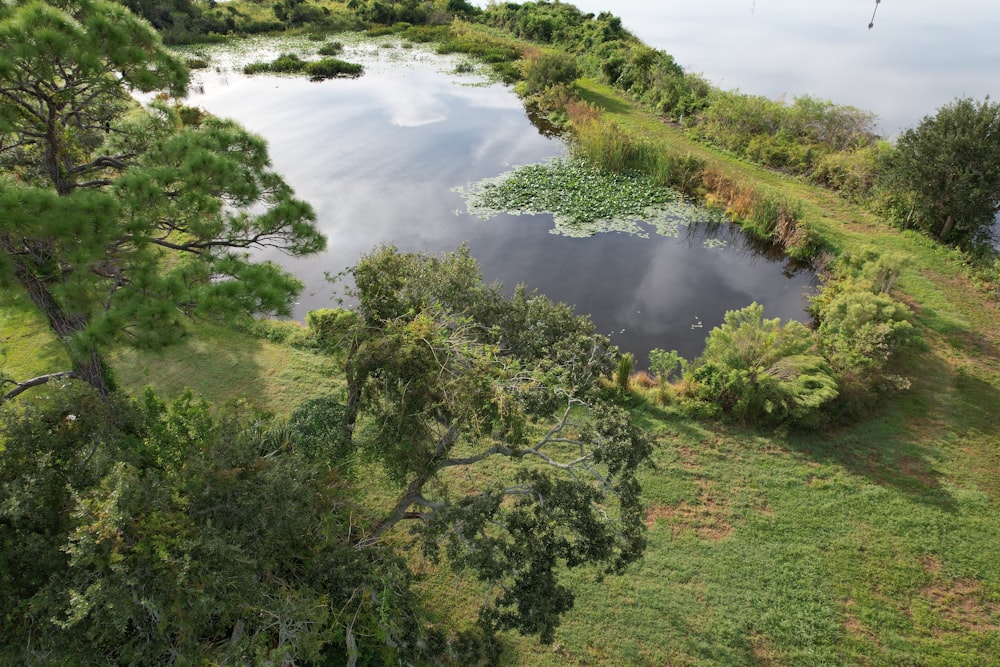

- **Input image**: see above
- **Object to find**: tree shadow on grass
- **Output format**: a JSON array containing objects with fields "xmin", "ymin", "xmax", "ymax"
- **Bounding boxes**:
[
  {"xmin": 783, "ymin": 349, "xmax": 999, "ymax": 512},
  {"xmin": 112, "ymin": 324, "xmax": 272, "ymax": 410},
  {"xmin": 577, "ymin": 85, "xmax": 633, "ymax": 116}
]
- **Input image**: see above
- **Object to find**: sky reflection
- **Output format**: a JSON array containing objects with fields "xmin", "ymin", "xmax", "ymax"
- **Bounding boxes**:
[{"xmin": 179, "ymin": 38, "xmax": 815, "ymax": 362}]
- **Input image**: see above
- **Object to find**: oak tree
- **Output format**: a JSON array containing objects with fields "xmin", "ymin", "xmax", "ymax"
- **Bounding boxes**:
[{"xmin": 333, "ymin": 245, "xmax": 653, "ymax": 644}]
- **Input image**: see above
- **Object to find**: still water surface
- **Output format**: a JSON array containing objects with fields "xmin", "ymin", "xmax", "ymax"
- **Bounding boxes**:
[{"xmin": 182, "ymin": 38, "xmax": 814, "ymax": 362}]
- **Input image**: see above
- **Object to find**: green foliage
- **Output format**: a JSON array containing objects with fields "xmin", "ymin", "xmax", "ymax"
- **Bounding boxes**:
[
  {"xmin": 244, "ymin": 51, "xmax": 363, "ymax": 78},
  {"xmin": 0, "ymin": 2, "xmax": 325, "ymax": 396},
  {"xmin": 690, "ymin": 303, "xmax": 838, "ymax": 426},
  {"xmin": 0, "ymin": 386, "xmax": 438, "ymax": 664},
  {"xmin": 615, "ymin": 351, "xmax": 634, "ymax": 393},
  {"xmin": 287, "ymin": 394, "xmax": 352, "ymax": 464},
  {"xmin": 306, "ymin": 307, "xmax": 360, "ymax": 350},
  {"xmin": 522, "ymin": 50, "xmax": 580, "ymax": 96},
  {"xmin": 338, "ymin": 245, "xmax": 652, "ymax": 644},
  {"xmin": 305, "ymin": 55, "xmax": 363, "ymax": 78},
  {"xmin": 818, "ymin": 290, "xmax": 916, "ymax": 371},
  {"xmin": 436, "ymin": 24, "xmax": 523, "ymax": 82},
  {"xmin": 244, "ymin": 51, "xmax": 309, "ymax": 73},
  {"xmin": 483, "ymin": 1, "xmax": 630, "ymax": 54},
  {"xmin": 810, "ymin": 140, "xmax": 889, "ymax": 200},
  {"xmin": 317, "ymin": 39, "xmax": 343, "ymax": 55},
  {"xmin": 273, "ymin": 0, "xmax": 327, "ymax": 26},
  {"xmin": 570, "ymin": 118, "xmax": 706, "ymax": 195},
  {"xmin": 649, "ymin": 348, "xmax": 683, "ymax": 381},
  {"xmin": 693, "ymin": 91, "xmax": 877, "ymax": 176},
  {"xmin": 881, "ymin": 96, "xmax": 1000, "ymax": 246},
  {"xmin": 810, "ymin": 249, "xmax": 919, "ymax": 413},
  {"xmin": 745, "ymin": 196, "xmax": 803, "ymax": 246},
  {"xmin": 460, "ymin": 156, "xmax": 708, "ymax": 237}
]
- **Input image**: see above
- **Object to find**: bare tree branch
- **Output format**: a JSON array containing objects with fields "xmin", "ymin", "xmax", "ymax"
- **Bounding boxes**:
[{"xmin": 1, "ymin": 371, "xmax": 81, "ymax": 403}]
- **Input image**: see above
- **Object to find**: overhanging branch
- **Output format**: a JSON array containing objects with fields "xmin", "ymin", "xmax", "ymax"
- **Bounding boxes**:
[{"xmin": 1, "ymin": 371, "xmax": 81, "ymax": 403}]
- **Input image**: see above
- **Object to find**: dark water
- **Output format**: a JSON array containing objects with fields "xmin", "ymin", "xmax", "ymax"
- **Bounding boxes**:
[{"xmin": 180, "ymin": 37, "xmax": 815, "ymax": 362}]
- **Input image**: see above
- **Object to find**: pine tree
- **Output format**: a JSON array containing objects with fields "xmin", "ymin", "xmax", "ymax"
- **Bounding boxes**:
[{"xmin": 0, "ymin": 0, "xmax": 324, "ymax": 398}]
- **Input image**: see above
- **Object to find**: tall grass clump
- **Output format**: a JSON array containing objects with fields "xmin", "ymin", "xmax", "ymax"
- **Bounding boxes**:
[
  {"xmin": 571, "ymin": 118, "xmax": 655, "ymax": 173},
  {"xmin": 700, "ymin": 168, "xmax": 816, "ymax": 256},
  {"xmin": 305, "ymin": 58, "xmax": 362, "ymax": 79},
  {"xmin": 570, "ymin": 117, "xmax": 704, "ymax": 196},
  {"xmin": 243, "ymin": 53, "xmax": 362, "ymax": 79},
  {"xmin": 615, "ymin": 352, "xmax": 635, "ymax": 394},
  {"xmin": 317, "ymin": 41, "xmax": 343, "ymax": 56}
]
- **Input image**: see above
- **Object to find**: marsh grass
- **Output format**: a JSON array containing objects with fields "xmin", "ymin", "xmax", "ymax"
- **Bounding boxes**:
[
  {"xmin": 243, "ymin": 52, "xmax": 362, "ymax": 78},
  {"xmin": 316, "ymin": 40, "xmax": 343, "ymax": 56}
]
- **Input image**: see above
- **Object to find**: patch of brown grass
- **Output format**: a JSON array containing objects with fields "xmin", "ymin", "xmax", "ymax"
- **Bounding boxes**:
[
  {"xmin": 644, "ymin": 479, "xmax": 732, "ymax": 541},
  {"xmin": 565, "ymin": 97, "xmax": 602, "ymax": 126},
  {"xmin": 631, "ymin": 370, "xmax": 657, "ymax": 389},
  {"xmin": 749, "ymin": 634, "xmax": 780, "ymax": 665},
  {"xmin": 701, "ymin": 167, "xmax": 760, "ymax": 220},
  {"xmin": 917, "ymin": 578, "xmax": 1000, "ymax": 634}
]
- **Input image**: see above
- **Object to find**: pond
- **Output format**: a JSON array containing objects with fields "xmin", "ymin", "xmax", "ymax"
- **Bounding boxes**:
[{"xmin": 179, "ymin": 36, "xmax": 815, "ymax": 363}]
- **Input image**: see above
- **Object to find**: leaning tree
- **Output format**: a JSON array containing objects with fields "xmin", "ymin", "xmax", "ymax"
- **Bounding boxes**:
[
  {"xmin": 315, "ymin": 245, "xmax": 653, "ymax": 645},
  {"xmin": 0, "ymin": 0, "xmax": 325, "ymax": 398}
]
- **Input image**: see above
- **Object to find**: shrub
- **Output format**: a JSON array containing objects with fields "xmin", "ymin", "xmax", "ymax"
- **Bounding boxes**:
[
  {"xmin": 818, "ymin": 290, "xmax": 916, "ymax": 372},
  {"xmin": 809, "ymin": 250, "xmax": 919, "ymax": 415},
  {"xmin": 689, "ymin": 303, "xmax": 837, "ymax": 426},
  {"xmin": 522, "ymin": 51, "xmax": 581, "ymax": 96},
  {"xmin": 287, "ymin": 395, "xmax": 352, "ymax": 465},
  {"xmin": 649, "ymin": 348, "xmax": 686, "ymax": 404},
  {"xmin": 615, "ymin": 352, "xmax": 634, "ymax": 393},
  {"xmin": 317, "ymin": 41, "xmax": 344, "ymax": 56},
  {"xmin": 306, "ymin": 308, "xmax": 360, "ymax": 350}
]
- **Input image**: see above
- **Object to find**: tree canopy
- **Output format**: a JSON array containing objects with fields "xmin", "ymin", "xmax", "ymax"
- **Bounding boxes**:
[
  {"xmin": 334, "ymin": 245, "xmax": 653, "ymax": 643},
  {"xmin": 884, "ymin": 96, "xmax": 1000, "ymax": 246},
  {"xmin": 0, "ymin": 0, "xmax": 325, "ymax": 398},
  {"xmin": 0, "ymin": 385, "xmax": 443, "ymax": 665},
  {"xmin": 1, "ymin": 246, "xmax": 656, "ymax": 662}
]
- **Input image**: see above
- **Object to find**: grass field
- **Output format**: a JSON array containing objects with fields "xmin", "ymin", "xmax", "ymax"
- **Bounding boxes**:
[{"xmin": 2, "ymin": 67, "xmax": 998, "ymax": 667}]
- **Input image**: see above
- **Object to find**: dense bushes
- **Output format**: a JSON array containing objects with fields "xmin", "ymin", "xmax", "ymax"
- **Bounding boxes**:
[
  {"xmin": 521, "ymin": 50, "xmax": 581, "ymax": 95},
  {"xmin": 479, "ymin": 2, "xmax": 882, "ymax": 192},
  {"xmin": 0, "ymin": 387, "xmax": 442, "ymax": 664},
  {"xmin": 656, "ymin": 247, "xmax": 919, "ymax": 427},
  {"xmin": 692, "ymin": 91, "xmax": 877, "ymax": 175},
  {"xmin": 684, "ymin": 303, "xmax": 838, "ymax": 426}
]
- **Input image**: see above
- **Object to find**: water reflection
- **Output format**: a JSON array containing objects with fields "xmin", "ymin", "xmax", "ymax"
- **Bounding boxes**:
[{"xmin": 179, "ymin": 37, "xmax": 815, "ymax": 362}]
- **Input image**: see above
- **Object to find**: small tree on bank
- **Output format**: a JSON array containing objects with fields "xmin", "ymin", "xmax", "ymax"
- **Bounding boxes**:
[{"xmin": 883, "ymin": 96, "xmax": 1000, "ymax": 247}]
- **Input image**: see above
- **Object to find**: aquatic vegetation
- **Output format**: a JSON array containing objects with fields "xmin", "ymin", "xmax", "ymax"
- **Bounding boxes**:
[
  {"xmin": 243, "ymin": 52, "xmax": 363, "ymax": 79},
  {"xmin": 457, "ymin": 157, "xmax": 717, "ymax": 238},
  {"xmin": 317, "ymin": 41, "xmax": 344, "ymax": 56},
  {"xmin": 175, "ymin": 33, "xmax": 496, "ymax": 86}
]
